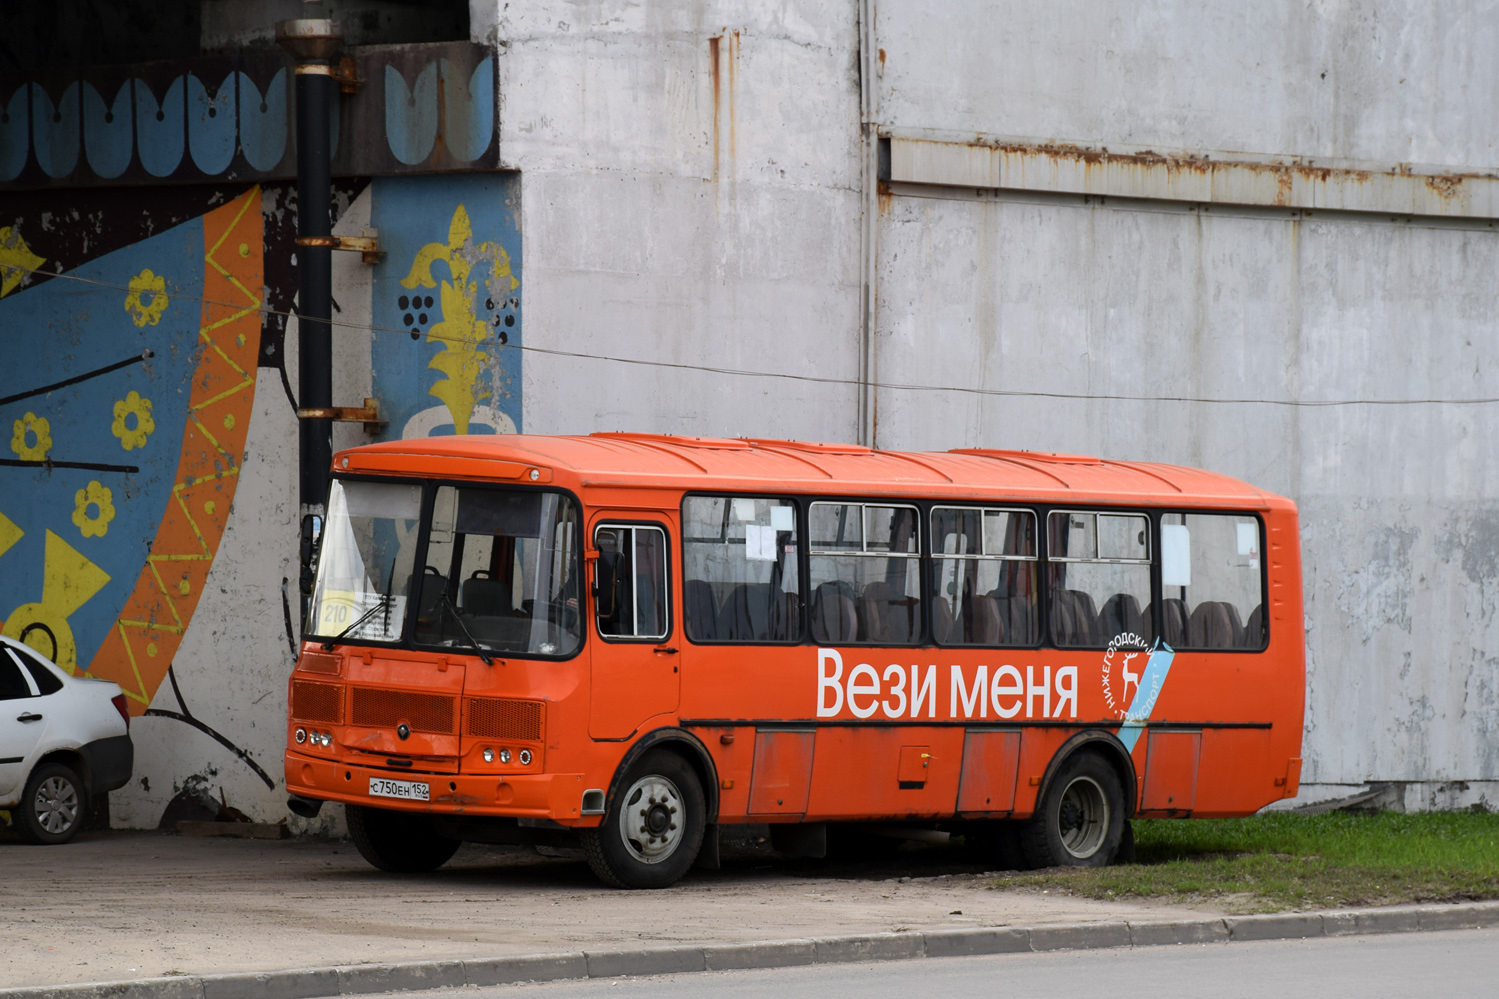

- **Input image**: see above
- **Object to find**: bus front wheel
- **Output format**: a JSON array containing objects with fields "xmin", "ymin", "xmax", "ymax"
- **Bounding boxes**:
[
  {"xmin": 1020, "ymin": 751, "xmax": 1125, "ymax": 868},
  {"xmin": 345, "ymin": 804, "xmax": 461, "ymax": 873},
  {"xmin": 582, "ymin": 750, "xmax": 705, "ymax": 889}
]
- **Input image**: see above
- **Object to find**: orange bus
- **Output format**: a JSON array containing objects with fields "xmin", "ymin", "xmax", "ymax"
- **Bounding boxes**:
[{"xmin": 284, "ymin": 434, "xmax": 1304, "ymax": 888}]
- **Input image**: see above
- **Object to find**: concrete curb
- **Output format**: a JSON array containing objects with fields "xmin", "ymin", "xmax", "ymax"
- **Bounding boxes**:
[{"xmin": 8, "ymin": 901, "xmax": 1499, "ymax": 999}]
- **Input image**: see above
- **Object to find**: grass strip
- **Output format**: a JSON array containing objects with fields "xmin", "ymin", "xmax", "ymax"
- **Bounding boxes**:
[{"xmin": 990, "ymin": 811, "xmax": 1499, "ymax": 913}]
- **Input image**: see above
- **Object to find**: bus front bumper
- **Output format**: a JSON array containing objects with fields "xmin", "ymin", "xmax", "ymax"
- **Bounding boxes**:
[{"xmin": 285, "ymin": 750, "xmax": 595, "ymax": 824}]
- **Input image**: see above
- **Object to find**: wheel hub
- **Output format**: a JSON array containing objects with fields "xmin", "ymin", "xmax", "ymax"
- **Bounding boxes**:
[
  {"xmin": 1056, "ymin": 775, "xmax": 1108, "ymax": 860},
  {"xmin": 35, "ymin": 776, "xmax": 79, "ymax": 835},
  {"xmin": 618, "ymin": 774, "xmax": 683, "ymax": 864}
]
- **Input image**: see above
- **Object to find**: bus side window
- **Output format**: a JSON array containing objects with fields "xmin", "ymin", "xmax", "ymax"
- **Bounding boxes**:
[
  {"xmin": 808, "ymin": 502, "xmax": 923, "ymax": 646},
  {"xmin": 1160, "ymin": 513, "xmax": 1265, "ymax": 650},
  {"xmin": 1046, "ymin": 510, "xmax": 1152, "ymax": 649},
  {"xmin": 594, "ymin": 525, "xmax": 670, "ymax": 641},
  {"xmin": 930, "ymin": 506, "xmax": 1038, "ymax": 647},
  {"xmin": 681, "ymin": 496, "xmax": 801, "ymax": 643}
]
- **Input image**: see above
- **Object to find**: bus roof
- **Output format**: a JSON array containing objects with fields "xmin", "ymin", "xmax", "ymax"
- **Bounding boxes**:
[{"xmin": 336, "ymin": 433, "xmax": 1287, "ymax": 510}]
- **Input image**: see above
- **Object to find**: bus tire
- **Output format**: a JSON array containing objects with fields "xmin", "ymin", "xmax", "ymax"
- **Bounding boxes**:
[
  {"xmin": 1020, "ymin": 751, "xmax": 1124, "ymax": 869},
  {"xmin": 582, "ymin": 750, "xmax": 705, "ymax": 889},
  {"xmin": 345, "ymin": 804, "xmax": 461, "ymax": 873}
]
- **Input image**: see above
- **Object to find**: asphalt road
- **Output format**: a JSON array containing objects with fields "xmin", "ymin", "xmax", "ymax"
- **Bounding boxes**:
[{"xmin": 422, "ymin": 927, "xmax": 1499, "ymax": 999}]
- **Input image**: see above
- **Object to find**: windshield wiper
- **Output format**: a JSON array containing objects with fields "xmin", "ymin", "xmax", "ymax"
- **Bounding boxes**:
[
  {"xmin": 322, "ymin": 593, "xmax": 393, "ymax": 650},
  {"xmin": 437, "ymin": 593, "xmax": 494, "ymax": 665},
  {"xmin": 321, "ymin": 559, "xmax": 399, "ymax": 651}
]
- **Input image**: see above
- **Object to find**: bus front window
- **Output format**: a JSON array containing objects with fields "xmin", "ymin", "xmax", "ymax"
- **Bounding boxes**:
[
  {"xmin": 414, "ymin": 486, "xmax": 582, "ymax": 657},
  {"xmin": 308, "ymin": 479, "xmax": 423, "ymax": 643}
]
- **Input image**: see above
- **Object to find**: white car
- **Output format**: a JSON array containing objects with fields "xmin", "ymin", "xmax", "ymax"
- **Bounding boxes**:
[{"xmin": 0, "ymin": 636, "xmax": 133, "ymax": 844}]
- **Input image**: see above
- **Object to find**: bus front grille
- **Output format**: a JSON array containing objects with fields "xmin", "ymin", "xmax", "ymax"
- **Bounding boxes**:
[
  {"xmin": 466, "ymin": 697, "xmax": 543, "ymax": 742},
  {"xmin": 290, "ymin": 680, "xmax": 344, "ymax": 724},
  {"xmin": 351, "ymin": 688, "xmax": 456, "ymax": 734}
]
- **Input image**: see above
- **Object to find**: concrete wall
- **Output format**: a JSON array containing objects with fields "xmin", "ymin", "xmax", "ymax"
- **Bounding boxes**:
[
  {"xmin": 475, "ymin": 0, "xmax": 865, "ymax": 441},
  {"xmin": 7, "ymin": 0, "xmax": 1489, "ymax": 826},
  {"xmin": 872, "ymin": 1, "xmax": 1499, "ymax": 802}
]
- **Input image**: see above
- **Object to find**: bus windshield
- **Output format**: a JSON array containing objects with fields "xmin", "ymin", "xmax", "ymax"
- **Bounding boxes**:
[
  {"xmin": 309, "ymin": 479, "xmax": 422, "ymax": 643},
  {"xmin": 308, "ymin": 479, "xmax": 583, "ymax": 657}
]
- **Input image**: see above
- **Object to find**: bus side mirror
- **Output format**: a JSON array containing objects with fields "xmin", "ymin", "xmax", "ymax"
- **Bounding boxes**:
[{"xmin": 594, "ymin": 556, "xmax": 617, "ymax": 618}]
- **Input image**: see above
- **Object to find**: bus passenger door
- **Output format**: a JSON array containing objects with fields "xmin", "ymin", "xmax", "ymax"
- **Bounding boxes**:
[{"xmin": 588, "ymin": 518, "xmax": 680, "ymax": 740}]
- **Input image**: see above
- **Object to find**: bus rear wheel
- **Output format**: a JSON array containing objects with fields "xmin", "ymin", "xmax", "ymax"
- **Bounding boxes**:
[
  {"xmin": 1020, "ymin": 751, "xmax": 1125, "ymax": 868},
  {"xmin": 345, "ymin": 804, "xmax": 461, "ymax": 873},
  {"xmin": 582, "ymin": 750, "xmax": 705, "ymax": 889}
]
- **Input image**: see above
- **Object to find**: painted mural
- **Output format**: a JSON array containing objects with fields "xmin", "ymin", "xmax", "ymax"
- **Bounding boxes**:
[
  {"xmin": 0, "ymin": 166, "xmax": 521, "ymax": 822},
  {"xmin": 0, "ymin": 43, "xmax": 496, "ymax": 190},
  {"xmin": 0, "ymin": 189, "xmax": 263, "ymax": 714},
  {"xmin": 370, "ymin": 174, "xmax": 522, "ymax": 441}
]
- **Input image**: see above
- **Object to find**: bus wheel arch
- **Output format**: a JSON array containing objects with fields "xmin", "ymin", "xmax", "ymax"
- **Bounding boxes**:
[
  {"xmin": 1022, "ymin": 731, "xmax": 1136, "ymax": 869},
  {"xmin": 584, "ymin": 735, "xmax": 712, "ymax": 888},
  {"xmin": 607, "ymin": 728, "xmax": 720, "ymax": 823},
  {"xmin": 1034, "ymin": 730, "xmax": 1138, "ymax": 820}
]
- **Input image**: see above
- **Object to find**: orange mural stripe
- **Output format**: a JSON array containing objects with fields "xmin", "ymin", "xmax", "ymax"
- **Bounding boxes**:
[{"xmin": 88, "ymin": 187, "xmax": 264, "ymax": 714}]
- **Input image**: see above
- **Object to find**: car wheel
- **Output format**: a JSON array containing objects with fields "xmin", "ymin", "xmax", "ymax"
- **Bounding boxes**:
[
  {"xmin": 1020, "ymin": 751, "xmax": 1125, "ymax": 868},
  {"xmin": 16, "ymin": 761, "xmax": 87, "ymax": 845},
  {"xmin": 345, "ymin": 804, "xmax": 461, "ymax": 872},
  {"xmin": 582, "ymin": 750, "xmax": 705, "ymax": 889}
]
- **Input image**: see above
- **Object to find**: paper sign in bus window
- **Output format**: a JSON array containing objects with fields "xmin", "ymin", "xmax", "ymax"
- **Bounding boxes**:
[
  {"xmin": 1237, "ymin": 521, "xmax": 1259, "ymax": 560},
  {"xmin": 744, "ymin": 524, "xmax": 778, "ymax": 560},
  {"xmin": 770, "ymin": 505, "xmax": 794, "ymax": 531},
  {"xmin": 1162, "ymin": 524, "xmax": 1191, "ymax": 587}
]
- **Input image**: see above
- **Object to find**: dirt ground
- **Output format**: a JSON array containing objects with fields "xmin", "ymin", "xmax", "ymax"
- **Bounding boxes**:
[{"xmin": 0, "ymin": 828, "xmax": 1226, "ymax": 989}]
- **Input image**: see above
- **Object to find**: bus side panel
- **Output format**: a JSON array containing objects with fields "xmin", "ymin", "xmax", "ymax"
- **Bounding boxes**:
[
  {"xmin": 1190, "ymin": 727, "xmax": 1276, "ymax": 817},
  {"xmin": 695, "ymin": 725, "xmax": 757, "ymax": 821},
  {"xmin": 1138, "ymin": 730, "xmax": 1202, "ymax": 816},
  {"xmin": 803, "ymin": 726, "xmax": 963, "ymax": 820},
  {"xmin": 746, "ymin": 728, "xmax": 815, "ymax": 817},
  {"xmin": 1011, "ymin": 727, "xmax": 1076, "ymax": 818},
  {"xmin": 956, "ymin": 729, "xmax": 1022, "ymax": 815}
]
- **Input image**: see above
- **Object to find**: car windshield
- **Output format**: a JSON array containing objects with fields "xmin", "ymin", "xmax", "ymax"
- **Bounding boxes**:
[
  {"xmin": 413, "ymin": 485, "xmax": 583, "ymax": 657},
  {"xmin": 308, "ymin": 480, "xmax": 423, "ymax": 643}
]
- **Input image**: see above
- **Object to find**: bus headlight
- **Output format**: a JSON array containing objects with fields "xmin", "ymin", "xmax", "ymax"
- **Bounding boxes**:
[
  {"xmin": 483, "ymin": 748, "xmax": 495, "ymax": 763},
  {"xmin": 499, "ymin": 749, "xmax": 511, "ymax": 764},
  {"xmin": 295, "ymin": 728, "xmax": 307, "ymax": 744},
  {"xmin": 519, "ymin": 749, "xmax": 532, "ymax": 765}
]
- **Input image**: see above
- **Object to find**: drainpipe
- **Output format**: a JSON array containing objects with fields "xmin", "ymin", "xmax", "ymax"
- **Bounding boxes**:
[
  {"xmin": 276, "ymin": 19, "xmax": 341, "ymax": 600},
  {"xmin": 856, "ymin": 0, "xmax": 879, "ymax": 448}
]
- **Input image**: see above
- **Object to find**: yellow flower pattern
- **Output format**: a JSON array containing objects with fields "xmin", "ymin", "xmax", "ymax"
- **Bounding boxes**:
[
  {"xmin": 10, "ymin": 411, "xmax": 51, "ymax": 460},
  {"xmin": 124, "ymin": 268, "xmax": 169, "ymax": 327},
  {"xmin": 112, "ymin": 390, "xmax": 155, "ymax": 451},
  {"xmin": 401, "ymin": 204, "xmax": 517, "ymax": 434},
  {"xmin": 72, "ymin": 481, "xmax": 115, "ymax": 539}
]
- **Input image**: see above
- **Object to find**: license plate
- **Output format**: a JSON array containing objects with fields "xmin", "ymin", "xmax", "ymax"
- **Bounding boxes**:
[{"xmin": 368, "ymin": 777, "xmax": 429, "ymax": 801}]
